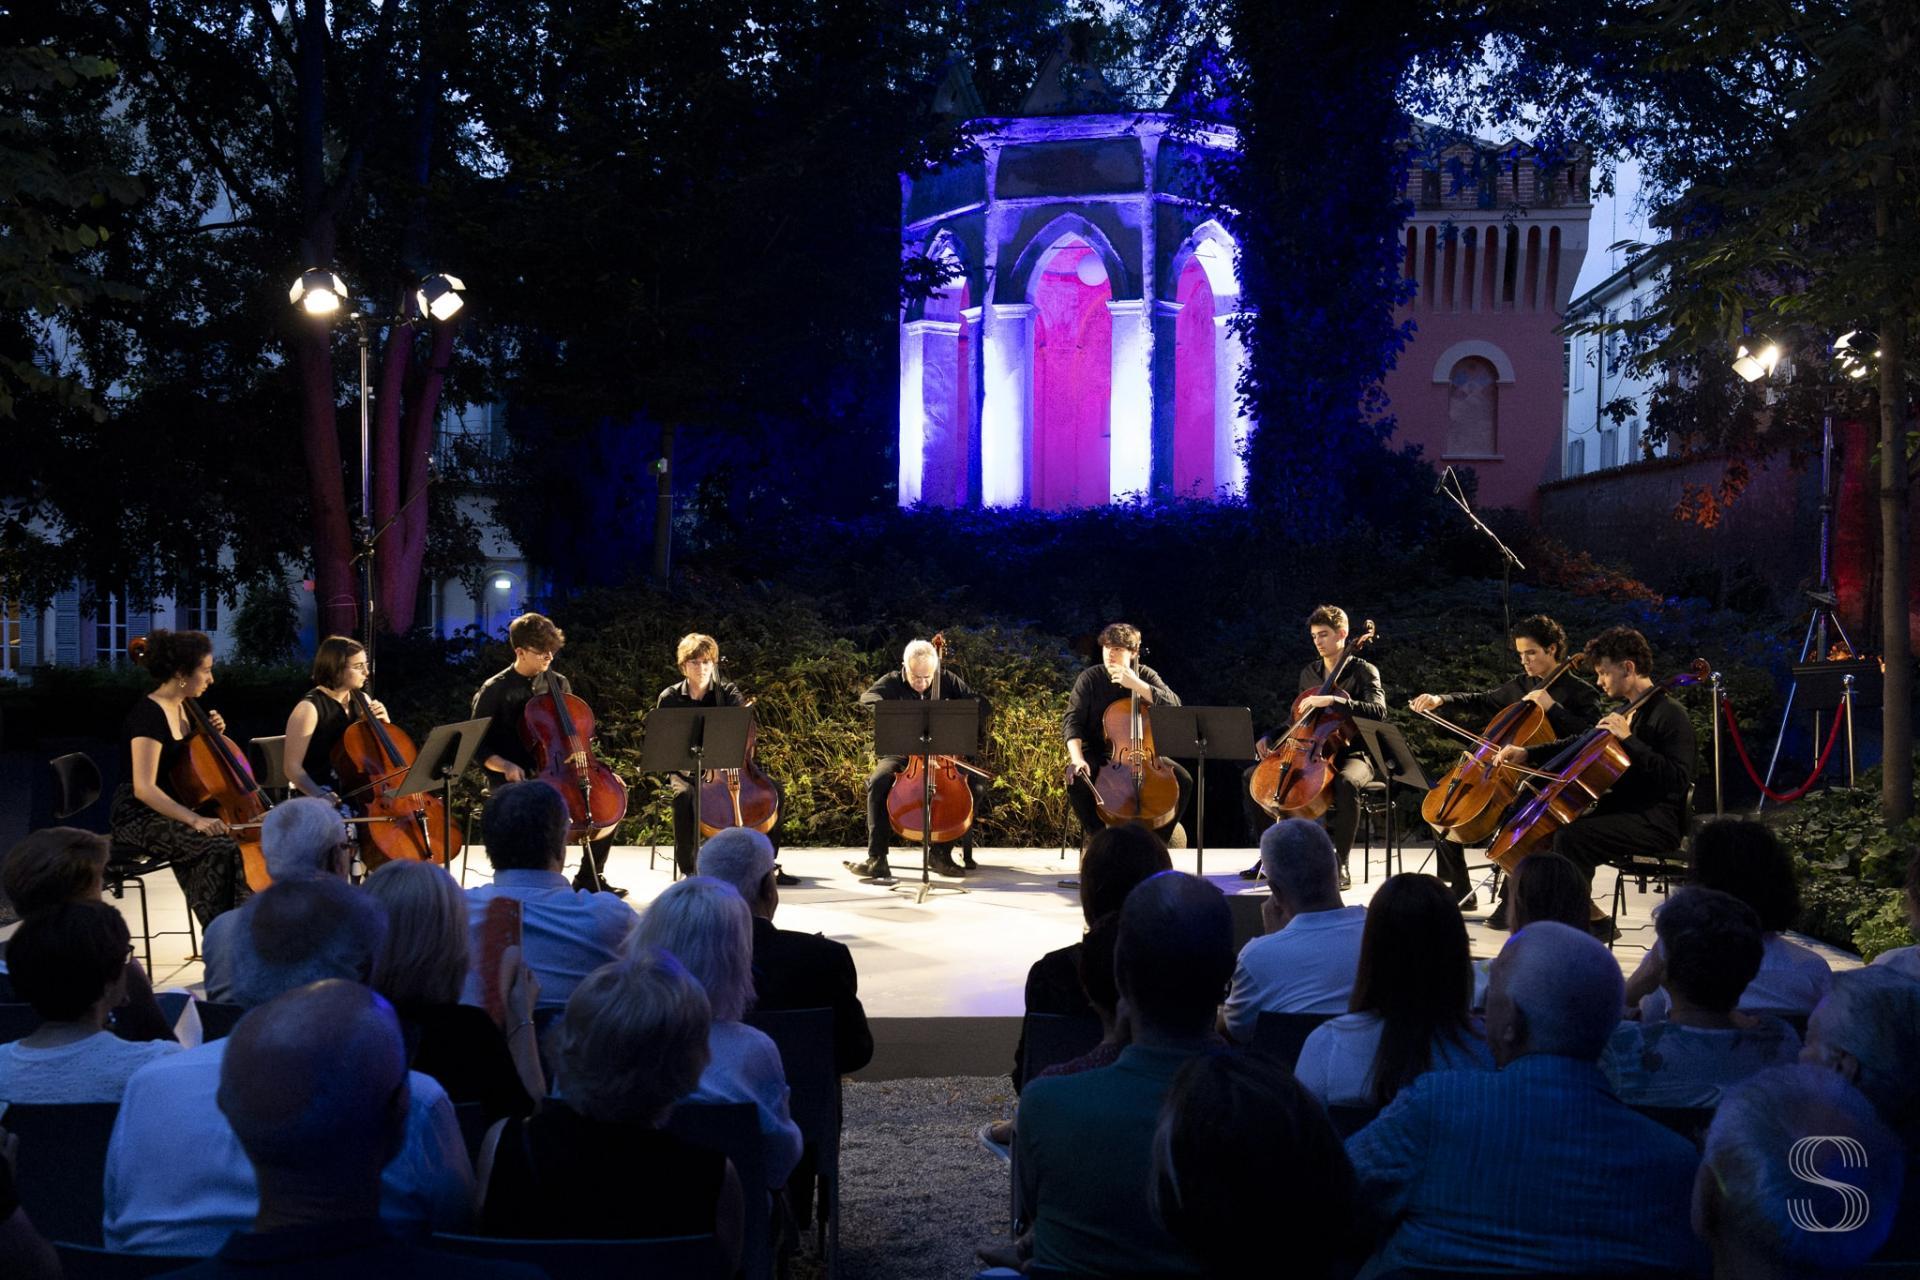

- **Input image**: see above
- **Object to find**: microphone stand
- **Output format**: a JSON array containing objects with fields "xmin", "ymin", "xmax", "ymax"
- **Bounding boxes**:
[{"xmin": 1436, "ymin": 466, "xmax": 1525, "ymax": 636}]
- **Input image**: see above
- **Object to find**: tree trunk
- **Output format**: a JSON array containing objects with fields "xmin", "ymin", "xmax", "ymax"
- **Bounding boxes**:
[
  {"xmin": 379, "ymin": 320, "xmax": 457, "ymax": 630},
  {"xmin": 1876, "ymin": 46, "xmax": 1914, "ymax": 825},
  {"xmin": 295, "ymin": 324, "xmax": 356, "ymax": 637}
]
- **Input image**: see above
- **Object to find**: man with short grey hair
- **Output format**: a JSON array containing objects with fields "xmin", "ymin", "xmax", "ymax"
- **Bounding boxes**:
[
  {"xmin": 699, "ymin": 827, "xmax": 871, "ymax": 1073},
  {"xmin": 1347, "ymin": 922, "xmax": 1704, "ymax": 1274},
  {"xmin": 1219, "ymin": 819, "xmax": 1364, "ymax": 1040},
  {"xmin": 201, "ymin": 797, "xmax": 354, "ymax": 1002},
  {"xmin": 1693, "ymin": 1064, "xmax": 1904, "ymax": 1279},
  {"xmin": 104, "ymin": 879, "xmax": 474, "ymax": 1255}
]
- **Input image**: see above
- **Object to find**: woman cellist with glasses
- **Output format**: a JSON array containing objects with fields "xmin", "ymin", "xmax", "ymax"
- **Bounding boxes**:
[
  {"xmin": 111, "ymin": 630, "xmax": 247, "ymax": 927},
  {"xmin": 283, "ymin": 636, "xmax": 390, "ymax": 809}
]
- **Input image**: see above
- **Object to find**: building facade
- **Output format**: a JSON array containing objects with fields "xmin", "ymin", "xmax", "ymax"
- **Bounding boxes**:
[{"xmin": 1561, "ymin": 260, "xmax": 1666, "ymax": 478}]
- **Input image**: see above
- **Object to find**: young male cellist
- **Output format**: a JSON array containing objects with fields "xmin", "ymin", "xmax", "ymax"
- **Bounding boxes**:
[
  {"xmin": 1408, "ymin": 613, "xmax": 1600, "ymax": 914},
  {"xmin": 1240, "ymin": 605, "xmax": 1385, "ymax": 888},
  {"xmin": 472, "ymin": 612, "xmax": 623, "ymax": 896},
  {"xmin": 1063, "ymin": 623, "xmax": 1190, "ymax": 845}
]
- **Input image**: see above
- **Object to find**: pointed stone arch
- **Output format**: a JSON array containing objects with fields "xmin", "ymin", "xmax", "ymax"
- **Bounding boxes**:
[{"xmin": 1007, "ymin": 213, "xmax": 1134, "ymax": 304}]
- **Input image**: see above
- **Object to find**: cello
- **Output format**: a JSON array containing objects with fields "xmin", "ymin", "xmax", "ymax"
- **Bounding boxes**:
[
  {"xmin": 1248, "ymin": 621, "xmax": 1378, "ymax": 820},
  {"xmin": 1413, "ymin": 654, "xmax": 1588, "ymax": 846},
  {"xmin": 171, "ymin": 695, "xmax": 274, "ymax": 892},
  {"xmin": 1484, "ymin": 659, "xmax": 1709, "ymax": 873},
  {"xmin": 885, "ymin": 634, "xmax": 996, "ymax": 844},
  {"xmin": 520, "ymin": 680, "xmax": 629, "ymax": 837},
  {"xmin": 1090, "ymin": 685, "xmax": 1182, "ymax": 830},
  {"xmin": 330, "ymin": 689, "xmax": 463, "ymax": 869},
  {"xmin": 698, "ymin": 699, "xmax": 781, "ymax": 838}
]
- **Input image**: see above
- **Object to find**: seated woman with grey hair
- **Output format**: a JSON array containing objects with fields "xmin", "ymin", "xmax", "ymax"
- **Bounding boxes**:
[
  {"xmin": 363, "ymin": 860, "xmax": 542, "ymax": 1119},
  {"xmin": 1602, "ymin": 887, "xmax": 1801, "ymax": 1107},
  {"xmin": 476, "ymin": 950, "xmax": 744, "ymax": 1266},
  {"xmin": 630, "ymin": 876, "xmax": 803, "ymax": 1188}
]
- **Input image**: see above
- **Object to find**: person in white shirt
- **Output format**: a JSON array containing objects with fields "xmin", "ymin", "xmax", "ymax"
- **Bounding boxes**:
[
  {"xmin": 1603, "ymin": 888, "xmax": 1800, "ymax": 1108},
  {"xmin": 202, "ymin": 798, "xmax": 354, "ymax": 1003},
  {"xmin": 1627, "ymin": 820, "xmax": 1831, "ymax": 1021},
  {"xmin": 103, "ymin": 878, "xmax": 473, "ymax": 1255},
  {"xmin": 0, "ymin": 902, "xmax": 179, "ymax": 1105},
  {"xmin": 462, "ymin": 782, "xmax": 637, "ymax": 1009},
  {"xmin": 629, "ymin": 876, "xmax": 802, "ymax": 1187},
  {"xmin": 1220, "ymin": 819, "xmax": 1366, "ymax": 1042},
  {"xmin": 1294, "ymin": 874, "xmax": 1492, "ymax": 1109}
]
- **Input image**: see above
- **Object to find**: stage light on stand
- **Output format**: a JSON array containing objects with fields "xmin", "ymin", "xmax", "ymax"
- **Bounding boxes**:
[
  {"xmin": 289, "ymin": 268, "xmax": 349, "ymax": 317},
  {"xmin": 1731, "ymin": 340, "xmax": 1781, "ymax": 383},
  {"xmin": 415, "ymin": 273, "xmax": 468, "ymax": 322},
  {"xmin": 1834, "ymin": 330, "xmax": 1879, "ymax": 380}
]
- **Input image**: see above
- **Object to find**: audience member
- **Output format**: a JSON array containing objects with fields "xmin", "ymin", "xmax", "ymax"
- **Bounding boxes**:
[
  {"xmin": 1631, "ymin": 819, "xmax": 1831, "ymax": 1020},
  {"xmin": 0, "ymin": 902, "xmax": 179, "ymax": 1103},
  {"xmin": 203, "ymin": 798, "xmax": 353, "ymax": 1002},
  {"xmin": 1151, "ymin": 1051, "xmax": 1358, "ymax": 1280},
  {"xmin": 104, "ymin": 878, "xmax": 474, "ymax": 1255},
  {"xmin": 1220, "ymin": 819, "xmax": 1365, "ymax": 1041},
  {"xmin": 477, "ymin": 950, "xmax": 744, "ymax": 1270},
  {"xmin": 1348, "ymin": 922, "xmax": 1704, "ymax": 1275},
  {"xmin": 1694, "ymin": 1064, "xmax": 1906, "ymax": 1280},
  {"xmin": 462, "ymin": 783, "xmax": 636, "ymax": 1008},
  {"xmin": 1013, "ymin": 822, "xmax": 1169, "ymax": 1089},
  {"xmin": 1801, "ymin": 966, "xmax": 1920, "ymax": 1257},
  {"xmin": 1473, "ymin": 852, "xmax": 1592, "ymax": 1009},
  {"xmin": 1602, "ymin": 887, "xmax": 1800, "ymax": 1106},
  {"xmin": 1016, "ymin": 870, "xmax": 1234, "ymax": 1277},
  {"xmin": 160, "ymin": 981, "xmax": 541, "ymax": 1279},
  {"xmin": 1294, "ymin": 874, "xmax": 1491, "ymax": 1109},
  {"xmin": 1868, "ymin": 847, "xmax": 1920, "ymax": 983},
  {"xmin": 0, "ymin": 827, "xmax": 172, "ymax": 1040},
  {"xmin": 698, "ymin": 826, "xmax": 873, "ymax": 1073},
  {"xmin": 365, "ymin": 860, "xmax": 542, "ymax": 1118},
  {"xmin": 629, "ymin": 876, "xmax": 802, "ymax": 1187}
]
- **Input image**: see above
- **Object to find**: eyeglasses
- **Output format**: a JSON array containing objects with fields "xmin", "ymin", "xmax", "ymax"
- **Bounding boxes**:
[{"xmin": 347, "ymin": 661, "xmax": 371, "ymax": 672}]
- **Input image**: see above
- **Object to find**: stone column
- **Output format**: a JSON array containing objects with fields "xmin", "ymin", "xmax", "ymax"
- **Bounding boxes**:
[
  {"xmin": 1216, "ymin": 312, "xmax": 1252, "ymax": 497},
  {"xmin": 980, "ymin": 303, "xmax": 1034, "ymax": 507},
  {"xmin": 900, "ymin": 319, "xmax": 964, "ymax": 507},
  {"xmin": 1108, "ymin": 299, "xmax": 1153, "ymax": 501}
]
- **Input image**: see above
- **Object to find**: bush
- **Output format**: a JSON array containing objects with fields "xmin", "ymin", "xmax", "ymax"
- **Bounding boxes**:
[{"xmin": 1773, "ymin": 761, "xmax": 1920, "ymax": 959}]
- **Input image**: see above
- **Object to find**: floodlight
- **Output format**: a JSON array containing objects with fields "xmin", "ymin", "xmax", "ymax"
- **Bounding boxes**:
[
  {"xmin": 1834, "ymin": 330, "xmax": 1879, "ymax": 381},
  {"xmin": 289, "ymin": 268, "xmax": 349, "ymax": 317},
  {"xmin": 415, "ymin": 273, "xmax": 468, "ymax": 322},
  {"xmin": 491, "ymin": 575, "xmax": 513, "ymax": 592},
  {"xmin": 1731, "ymin": 340, "xmax": 1781, "ymax": 383}
]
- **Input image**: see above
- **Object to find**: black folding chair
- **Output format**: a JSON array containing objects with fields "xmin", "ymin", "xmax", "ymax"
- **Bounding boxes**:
[
  {"xmin": 746, "ymin": 1007, "xmax": 842, "ymax": 1278},
  {"xmin": 54, "ymin": 1244, "xmax": 203, "ymax": 1279},
  {"xmin": 8, "ymin": 1101, "xmax": 122, "ymax": 1246},
  {"xmin": 667, "ymin": 1100, "xmax": 773, "ymax": 1280},
  {"xmin": 1018, "ymin": 1012, "xmax": 1104, "ymax": 1084},
  {"xmin": 194, "ymin": 999, "xmax": 246, "ymax": 1042},
  {"xmin": 432, "ymin": 1232, "xmax": 726, "ymax": 1280},
  {"xmin": 1250, "ymin": 1010, "xmax": 1334, "ymax": 1071},
  {"xmin": 0, "ymin": 1002, "xmax": 39, "ymax": 1044},
  {"xmin": 47, "ymin": 752, "xmax": 202, "ymax": 970}
]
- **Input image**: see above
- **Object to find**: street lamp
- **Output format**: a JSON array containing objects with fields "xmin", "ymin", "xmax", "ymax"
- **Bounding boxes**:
[{"xmin": 291, "ymin": 266, "xmax": 468, "ymax": 667}]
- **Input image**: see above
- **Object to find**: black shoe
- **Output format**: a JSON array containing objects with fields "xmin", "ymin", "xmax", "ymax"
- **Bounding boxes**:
[
  {"xmin": 1457, "ymin": 893, "xmax": 1479, "ymax": 913},
  {"xmin": 774, "ymin": 866, "xmax": 800, "ymax": 887},
  {"xmin": 845, "ymin": 858, "xmax": 894, "ymax": 882},
  {"xmin": 928, "ymin": 850, "xmax": 965, "ymax": 876},
  {"xmin": 1239, "ymin": 861, "xmax": 1263, "ymax": 881},
  {"xmin": 1339, "ymin": 864, "xmax": 1352, "ymax": 890},
  {"xmin": 577, "ymin": 880, "xmax": 628, "ymax": 899},
  {"xmin": 1592, "ymin": 917, "xmax": 1622, "ymax": 943},
  {"xmin": 961, "ymin": 849, "xmax": 980, "ymax": 870},
  {"xmin": 1486, "ymin": 899, "xmax": 1510, "ymax": 931}
]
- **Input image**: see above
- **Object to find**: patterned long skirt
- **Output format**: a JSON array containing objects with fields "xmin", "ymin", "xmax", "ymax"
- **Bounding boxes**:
[{"xmin": 109, "ymin": 783, "xmax": 248, "ymax": 929}]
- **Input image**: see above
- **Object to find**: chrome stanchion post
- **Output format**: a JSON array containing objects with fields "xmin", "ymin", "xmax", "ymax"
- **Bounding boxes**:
[
  {"xmin": 1842, "ymin": 673, "xmax": 1857, "ymax": 789},
  {"xmin": 1711, "ymin": 670, "xmax": 1725, "ymax": 817}
]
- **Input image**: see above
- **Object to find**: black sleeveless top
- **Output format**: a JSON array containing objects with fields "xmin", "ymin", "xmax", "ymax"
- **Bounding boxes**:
[
  {"xmin": 297, "ymin": 689, "xmax": 353, "ymax": 791},
  {"xmin": 123, "ymin": 696, "xmax": 190, "ymax": 804}
]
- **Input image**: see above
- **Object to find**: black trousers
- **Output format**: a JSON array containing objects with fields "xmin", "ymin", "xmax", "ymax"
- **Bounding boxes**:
[
  {"xmin": 1066, "ymin": 759, "xmax": 1193, "ymax": 846},
  {"xmin": 1551, "ymin": 807, "xmax": 1682, "ymax": 884},
  {"xmin": 1239, "ymin": 753, "xmax": 1374, "ymax": 865},
  {"xmin": 866, "ymin": 758, "xmax": 990, "ymax": 863},
  {"xmin": 572, "ymin": 831, "xmax": 617, "ymax": 889},
  {"xmin": 1430, "ymin": 837, "xmax": 1473, "ymax": 898},
  {"xmin": 669, "ymin": 772, "xmax": 787, "ymax": 877}
]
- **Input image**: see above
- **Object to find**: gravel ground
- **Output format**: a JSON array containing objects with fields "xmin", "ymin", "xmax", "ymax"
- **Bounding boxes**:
[{"xmin": 789, "ymin": 1075, "xmax": 1019, "ymax": 1280}]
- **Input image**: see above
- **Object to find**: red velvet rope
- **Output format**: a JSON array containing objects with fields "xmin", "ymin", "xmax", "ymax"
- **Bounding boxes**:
[{"xmin": 1719, "ymin": 694, "xmax": 1849, "ymax": 803}]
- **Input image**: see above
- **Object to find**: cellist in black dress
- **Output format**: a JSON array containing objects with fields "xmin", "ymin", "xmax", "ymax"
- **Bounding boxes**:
[
  {"xmin": 1407, "ymin": 614, "xmax": 1601, "ymax": 912},
  {"xmin": 282, "ymin": 635, "xmax": 391, "ymax": 808},
  {"xmin": 110, "ymin": 630, "xmax": 247, "ymax": 927}
]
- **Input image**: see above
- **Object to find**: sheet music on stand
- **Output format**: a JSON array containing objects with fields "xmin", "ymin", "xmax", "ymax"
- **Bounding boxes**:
[
  {"xmin": 1145, "ymin": 706, "xmax": 1257, "ymax": 879},
  {"xmin": 872, "ymin": 701, "xmax": 980, "ymax": 904}
]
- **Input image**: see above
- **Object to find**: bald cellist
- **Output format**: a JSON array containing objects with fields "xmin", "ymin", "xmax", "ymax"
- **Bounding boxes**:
[
  {"xmin": 1489, "ymin": 626, "xmax": 1696, "ymax": 937},
  {"xmin": 1408, "ymin": 614, "xmax": 1601, "ymax": 913}
]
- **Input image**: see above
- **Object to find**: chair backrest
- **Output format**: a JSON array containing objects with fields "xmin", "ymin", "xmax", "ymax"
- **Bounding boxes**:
[
  {"xmin": 432, "ymin": 1232, "xmax": 727, "ymax": 1280},
  {"xmin": 1019, "ymin": 1011, "xmax": 1104, "ymax": 1083},
  {"xmin": 54, "ymin": 1243, "xmax": 204, "ymax": 1279},
  {"xmin": 1325, "ymin": 1103, "xmax": 1381, "ymax": 1138},
  {"xmin": 666, "ymin": 1101, "xmax": 771, "ymax": 1280},
  {"xmin": 0, "ymin": 1002, "xmax": 40, "ymax": 1044},
  {"xmin": 248, "ymin": 736, "xmax": 291, "ymax": 796},
  {"xmin": 48, "ymin": 751, "xmax": 105, "ymax": 822},
  {"xmin": 1251, "ymin": 1010, "xmax": 1335, "ymax": 1071},
  {"xmin": 744, "ymin": 1007, "xmax": 839, "ymax": 1162},
  {"xmin": 196, "ymin": 999, "xmax": 246, "ymax": 1042},
  {"xmin": 8, "ymin": 1102, "xmax": 122, "ymax": 1247},
  {"xmin": 453, "ymin": 1100, "xmax": 491, "ymax": 1165},
  {"xmin": 1630, "ymin": 1103, "xmax": 1717, "ymax": 1148}
]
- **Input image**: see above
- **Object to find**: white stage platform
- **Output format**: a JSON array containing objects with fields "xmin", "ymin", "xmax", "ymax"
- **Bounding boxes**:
[{"xmin": 98, "ymin": 840, "xmax": 1859, "ymax": 1080}]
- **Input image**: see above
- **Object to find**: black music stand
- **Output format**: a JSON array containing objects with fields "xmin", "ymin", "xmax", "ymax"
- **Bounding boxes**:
[
  {"xmin": 1350, "ymin": 717, "xmax": 1433, "ymax": 881},
  {"xmin": 399, "ymin": 716, "xmax": 491, "ymax": 885},
  {"xmin": 642, "ymin": 707, "xmax": 754, "ymax": 883},
  {"xmin": 873, "ymin": 701, "xmax": 980, "ymax": 904},
  {"xmin": 1791, "ymin": 659, "xmax": 1883, "ymax": 789},
  {"xmin": 1145, "ymin": 706, "xmax": 1257, "ymax": 879}
]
